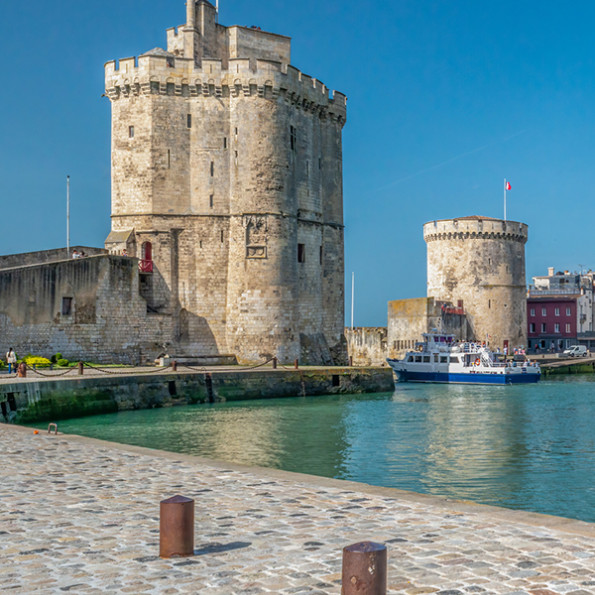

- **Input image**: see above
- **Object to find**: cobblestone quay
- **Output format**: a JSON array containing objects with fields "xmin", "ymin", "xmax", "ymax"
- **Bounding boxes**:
[{"xmin": 2, "ymin": 424, "xmax": 595, "ymax": 594}]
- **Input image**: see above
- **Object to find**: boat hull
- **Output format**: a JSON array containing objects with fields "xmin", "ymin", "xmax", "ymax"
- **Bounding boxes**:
[{"xmin": 393, "ymin": 369, "xmax": 540, "ymax": 385}]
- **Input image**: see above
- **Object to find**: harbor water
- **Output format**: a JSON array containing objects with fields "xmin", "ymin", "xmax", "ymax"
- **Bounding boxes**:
[{"xmin": 49, "ymin": 376, "xmax": 595, "ymax": 522}]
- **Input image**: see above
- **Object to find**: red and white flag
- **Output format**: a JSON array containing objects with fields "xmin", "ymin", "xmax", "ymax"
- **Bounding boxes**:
[{"xmin": 505, "ymin": 181, "xmax": 511, "ymax": 190}]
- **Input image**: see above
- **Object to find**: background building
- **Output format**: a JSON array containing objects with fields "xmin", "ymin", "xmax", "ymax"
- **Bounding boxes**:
[{"xmin": 527, "ymin": 267, "xmax": 595, "ymax": 352}]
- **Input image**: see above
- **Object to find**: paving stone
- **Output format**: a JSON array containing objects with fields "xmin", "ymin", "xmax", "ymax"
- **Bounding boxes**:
[{"xmin": 1, "ymin": 424, "xmax": 595, "ymax": 594}]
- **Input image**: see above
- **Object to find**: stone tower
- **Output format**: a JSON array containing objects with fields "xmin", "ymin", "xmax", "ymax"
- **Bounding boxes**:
[
  {"xmin": 104, "ymin": 0, "xmax": 347, "ymax": 363},
  {"xmin": 423, "ymin": 216, "xmax": 528, "ymax": 349}
]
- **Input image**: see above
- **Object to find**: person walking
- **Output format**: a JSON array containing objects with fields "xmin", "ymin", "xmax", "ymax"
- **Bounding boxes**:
[{"xmin": 6, "ymin": 348, "xmax": 17, "ymax": 374}]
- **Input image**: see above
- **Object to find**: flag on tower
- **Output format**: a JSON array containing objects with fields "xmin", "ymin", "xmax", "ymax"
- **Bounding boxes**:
[{"xmin": 505, "ymin": 181, "xmax": 511, "ymax": 190}]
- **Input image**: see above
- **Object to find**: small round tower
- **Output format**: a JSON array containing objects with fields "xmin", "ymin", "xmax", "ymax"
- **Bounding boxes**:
[{"xmin": 423, "ymin": 216, "xmax": 528, "ymax": 349}]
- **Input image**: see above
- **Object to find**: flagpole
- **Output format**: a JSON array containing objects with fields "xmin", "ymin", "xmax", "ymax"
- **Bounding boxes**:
[
  {"xmin": 66, "ymin": 175, "xmax": 70, "ymax": 256},
  {"xmin": 351, "ymin": 272, "xmax": 355, "ymax": 329},
  {"xmin": 503, "ymin": 178, "xmax": 507, "ymax": 221}
]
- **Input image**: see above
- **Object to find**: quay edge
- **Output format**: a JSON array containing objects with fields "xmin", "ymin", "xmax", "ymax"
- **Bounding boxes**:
[{"xmin": 0, "ymin": 367, "xmax": 393, "ymax": 424}]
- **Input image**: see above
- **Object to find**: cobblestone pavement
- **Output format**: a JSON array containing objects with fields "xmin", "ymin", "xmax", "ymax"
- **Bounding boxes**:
[{"xmin": 2, "ymin": 424, "xmax": 595, "ymax": 594}]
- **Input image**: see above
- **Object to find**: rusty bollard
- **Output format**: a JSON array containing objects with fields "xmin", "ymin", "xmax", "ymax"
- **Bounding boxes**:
[
  {"xmin": 342, "ymin": 541, "xmax": 387, "ymax": 595},
  {"xmin": 349, "ymin": 355, "xmax": 354, "ymax": 366},
  {"xmin": 17, "ymin": 362, "xmax": 26, "ymax": 378},
  {"xmin": 78, "ymin": 361, "xmax": 84, "ymax": 375},
  {"xmin": 172, "ymin": 360, "xmax": 177, "ymax": 372},
  {"xmin": 272, "ymin": 357, "xmax": 277, "ymax": 369},
  {"xmin": 160, "ymin": 495, "xmax": 194, "ymax": 558},
  {"xmin": 294, "ymin": 358, "xmax": 299, "ymax": 369}
]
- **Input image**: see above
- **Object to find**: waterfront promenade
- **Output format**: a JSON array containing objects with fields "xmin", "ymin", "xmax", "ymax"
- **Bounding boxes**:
[{"xmin": 2, "ymin": 425, "xmax": 595, "ymax": 593}]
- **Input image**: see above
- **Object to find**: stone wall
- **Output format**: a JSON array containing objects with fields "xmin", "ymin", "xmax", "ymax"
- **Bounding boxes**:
[
  {"xmin": 424, "ymin": 217, "xmax": 528, "ymax": 349},
  {"xmin": 0, "ymin": 246, "xmax": 107, "ymax": 270},
  {"xmin": 387, "ymin": 297, "xmax": 469, "ymax": 358},
  {"xmin": 104, "ymin": 0, "xmax": 347, "ymax": 365},
  {"xmin": 0, "ymin": 255, "xmax": 170, "ymax": 364},
  {"xmin": 345, "ymin": 327, "xmax": 388, "ymax": 366},
  {"xmin": 0, "ymin": 367, "xmax": 394, "ymax": 424}
]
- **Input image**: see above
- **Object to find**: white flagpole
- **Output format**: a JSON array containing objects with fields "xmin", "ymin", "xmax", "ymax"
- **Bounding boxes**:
[
  {"xmin": 503, "ymin": 178, "xmax": 507, "ymax": 221},
  {"xmin": 66, "ymin": 175, "xmax": 70, "ymax": 255},
  {"xmin": 351, "ymin": 272, "xmax": 355, "ymax": 329}
]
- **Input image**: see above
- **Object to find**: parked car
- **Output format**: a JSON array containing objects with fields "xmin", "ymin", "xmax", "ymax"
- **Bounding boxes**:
[{"xmin": 563, "ymin": 345, "xmax": 589, "ymax": 358}]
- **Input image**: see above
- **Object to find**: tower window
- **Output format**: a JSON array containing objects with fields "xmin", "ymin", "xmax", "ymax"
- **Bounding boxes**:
[
  {"xmin": 221, "ymin": 230, "xmax": 224, "ymax": 243},
  {"xmin": 297, "ymin": 243, "xmax": 305, "ymax": 263},
  {"xmin": 223, "ymin": 137, "xmax": 227, "ymax": 149},
  {"xmin": 319, "ymin": 246, "xmax": 323, "ymax": 265},
  {"xmin": 128, "ymin": 126, "xmax": 134, "ymax": 138},
  {"xmin": 290, "ymin": 126, "xmax": 296, "ymax": 151},
  {"xmin": 235, "ymin": 127, "xmax": 238, "ymax": 136},
  {"xmin": 209, "ymin": 194, "xmax": 214, "ymax": 208},
  {"xmin": 187, "ymin": 114, "xmax": 192, "ymax": 128},
  {"xmin": 210, "ymin": 161, "xmax": 214, "ymax": 176},
  {"xmin": 167, "ymin": 150, "xmax": 171, "ymax": 169}
]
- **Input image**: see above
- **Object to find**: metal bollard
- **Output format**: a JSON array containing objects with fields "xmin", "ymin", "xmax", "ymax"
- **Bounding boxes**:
[
  {"xmin": 272, "ymin": 357, "xmax": 277, "ymax": 369},
  {"xmin": 342, "ymin": 541, "xmax": 387, "ymax": 595},
  {"xmin": 294, "ymin": 358, "xmax": 299, "ymax": 369},
  {"xmin": 172, "ymin": 360, "xmax": 177, "ymax": 372},
  {"xmin": 17, "ymin": 363, "xmax": 26, "ymax": 378},
  {"xmin": 349, "ymin": 355, "xmax": 353, "ymax": 366},
  {"xmin": 160, "ymin": 495, "xmax": 194, "ymax": 558},
  {"xmin": 78, "ymin": 361, "xmax": 84, "ymax": 375}
]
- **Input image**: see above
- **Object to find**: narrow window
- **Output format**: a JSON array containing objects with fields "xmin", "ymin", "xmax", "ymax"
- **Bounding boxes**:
[
  {"xmin": 129, "ymin": 126, "xmax": 134, "ymax": 138},
  {"xmin": 220, "ymin": 230, "xmax": 224, "ymax": 243},
  {"xmin": 565, "ymin": 323, "xmax": 571, "ymax": 333},
  {"xmin": 187, "ymin": 114, "xmax": 192, "ymax": 128},
  {"xmin": 223, "ymin": 137, "xmax": 227, "ymax": 149},
  {"xmin": 199, "ymin": 240, "xmax": 203, "ymax": 249},
  {"xmin": 62, "ymin": 297, "xmax": 73, "ymax": 316},
  {"xmin": 319, "ymin": 157, "xmax": 322, "ymax": 170},
  {"xmin": 530, "ymin": 308, "xmax": 535, "ymax": 317},
  {"xmin": 566, "ymin": 307, "xmax": 571, "ymax": 316},
  {"xmin": 541, "ymin": 323, "xmax": 546, "ymax": 332},
  {"xmin": 542, "ymin": 308, "xmax": 546, "ymax": 316},
  {"xmin": 209, "ymin": 194, "xmax": 214, "ymax": 208},
  {"xmin": 290, "ymin": 126, "xmax": 296, "ymax": 151},
  {"xmin": 555, "ymin": 307, "xmax": 560, "ymax": 317},
  {"xmin": 488, "ymin": 299, "xmax": 491, "ymax": 309},
  {"xmin": 235, "ymin": 127, "xmax": 238, "ymax": 136},
  {"xmin": 297, "ymin": 243, "xmax": 305, "ymax": 263},
  {"xmin": 319, "ymin": 245, "xmax": 323, "ymax": 265},
  {"xmin": 530, "ymin": 323, "xmax": 535, "ymax": 333},
  {"xmin": 554, "ymin": 323, "xmax": 560, "ymax": 333},
  {"xmin": 210, "ymin": 161, "xmax": 214, "ymax": 176}
]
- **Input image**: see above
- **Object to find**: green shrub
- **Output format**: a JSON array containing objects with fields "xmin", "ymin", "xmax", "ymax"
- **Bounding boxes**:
[
  {"xmin": 23, "ymin": 356, "xmax": 51, "ymax": 368},
  {"xmin": 50, "ymin": 353, "xmax": 63, "ymax": 363},
  {"xmin": 57, "ymin": 359, "xmax": 70, "ymax": 367}
]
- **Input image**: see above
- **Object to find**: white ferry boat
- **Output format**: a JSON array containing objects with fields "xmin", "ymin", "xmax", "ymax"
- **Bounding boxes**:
[{"xmin": 387, "ymin": 332, "xmax": 541, "ymax": 385}]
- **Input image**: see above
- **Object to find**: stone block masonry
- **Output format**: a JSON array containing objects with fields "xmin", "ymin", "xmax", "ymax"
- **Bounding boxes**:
[
  {"xmin": 1, "ymin": 424, "xmax": 594, "ymax": 593},
  {"xmin": 105, "ymin": 0, "xmax": 347, "ymax": 365}
]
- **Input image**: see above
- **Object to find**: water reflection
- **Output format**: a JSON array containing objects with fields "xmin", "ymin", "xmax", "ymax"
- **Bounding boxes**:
[{"xmin": 52, "ymin": 377, "xmax": 595, "ymax": 522}]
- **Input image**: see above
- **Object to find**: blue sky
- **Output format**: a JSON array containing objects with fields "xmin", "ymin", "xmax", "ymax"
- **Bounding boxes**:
[{"xmin": 2, "ymin": 0, "xmax": 595, "ymax": 326}]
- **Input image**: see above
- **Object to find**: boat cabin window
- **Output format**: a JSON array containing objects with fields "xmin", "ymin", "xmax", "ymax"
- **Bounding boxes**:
[
  {"xmin": 415, "ymin": 355, "xmax": 422, "ymax": 363},
  {"xmin": 433, "ymin": 354, "xmax": 438, "ymax": 362},
  {"xmin": 423, "ymin": 356, "xmax": 430, "ymax": 363},
  {"xmin": 450, "ymin": 356, "xmax": 460, "ymax": 363},
  {"xmin": 440, "ymin": 356, "xmax": 448, "ymax": 363},
  {"xmin": 407, "ymin": 356, "xmax": 413, "ymax": 362}
]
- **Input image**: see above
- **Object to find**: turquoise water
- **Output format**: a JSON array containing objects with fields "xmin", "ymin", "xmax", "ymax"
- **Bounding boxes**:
[{"xmin": 50, "ymin": 377, "xmax": 595, "ymax": 522}]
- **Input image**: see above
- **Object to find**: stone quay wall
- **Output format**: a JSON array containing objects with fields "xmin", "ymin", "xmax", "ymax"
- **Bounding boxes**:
[
  {"xmin": 0, "ymin": 246, "xmax": 107, "ymax": 270},
  {"xmin": 424, "ymin": 217, "xmax": 528, "ymax": 349},
  {"xmin": 0, "ymin": 367, "xmax": 393, "ymax": 424}
]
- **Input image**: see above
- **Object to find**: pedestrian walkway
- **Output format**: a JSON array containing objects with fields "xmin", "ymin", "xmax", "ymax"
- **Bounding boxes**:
[{"xmin": 1, "ymin": 424, "xmax": 594, "ymax": 594}]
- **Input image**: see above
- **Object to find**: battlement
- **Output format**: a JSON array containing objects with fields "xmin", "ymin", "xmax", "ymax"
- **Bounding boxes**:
[
  {"xmin": 423, "ymin": 217, "xmax": 528, "ymax": 244},
  {"xmin": 105, "ymin": 53, "xmax": 346, "ymax": 116}
]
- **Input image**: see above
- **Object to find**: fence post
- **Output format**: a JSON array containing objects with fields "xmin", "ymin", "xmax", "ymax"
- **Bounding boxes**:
[
  {"xmin": 294, "ymin": 359, "xmax": 299, "ymax": 369},
  {"xmin": 272, "ymin": 357, "xmax": 277, "ymax": 369},
  {"xmin": 172, "ymin": 360, "xmax": 177, "ymax": 372},
  {"xmin": 342, "ymin": 541, "xmax": 387, "ymax": 595},
  {"xmin": 78, "ymin": 361, "xmax": 84, "ymax": 375}
]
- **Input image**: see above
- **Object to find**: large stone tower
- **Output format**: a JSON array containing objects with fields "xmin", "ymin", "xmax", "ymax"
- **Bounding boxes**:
[
  {"xmin": 104, "ymin": 0, "xmax": 347, "ymax": 363},
  {"xmin": 423, "ymin": 216, "xmax": 528, "ymax": 349}
]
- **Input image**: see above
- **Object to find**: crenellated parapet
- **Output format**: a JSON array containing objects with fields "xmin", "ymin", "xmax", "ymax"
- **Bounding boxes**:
[
  {"xmin": 105, "ymin": 54, "xmax": 347, "ymax": 122},
  {"xmin": 423, "ymin": 217, "xmax": 528, "ymax": 244}
]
